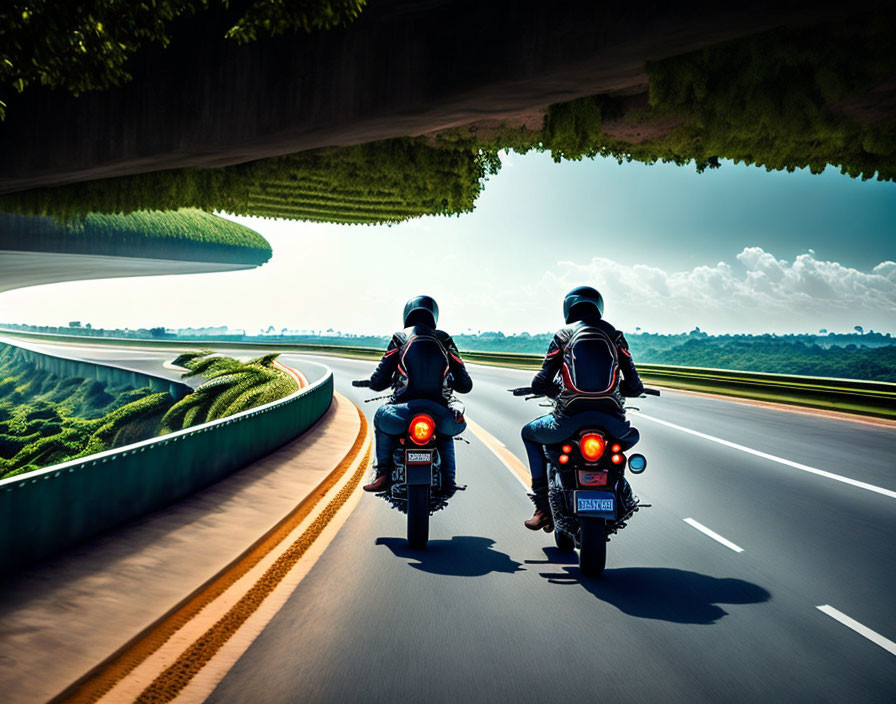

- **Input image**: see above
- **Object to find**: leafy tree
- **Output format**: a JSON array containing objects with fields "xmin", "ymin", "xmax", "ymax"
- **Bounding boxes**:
[{"xmin": 0, "ymin": 1, "xmax": 365, "ymax": 120}]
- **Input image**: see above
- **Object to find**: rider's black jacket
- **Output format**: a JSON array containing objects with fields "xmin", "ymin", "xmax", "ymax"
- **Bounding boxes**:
[
  {"xmin": 369, "ymin": 324, "xmax": 473, "ymax": 403},
  {"xmin": 531, "ymin": 315, "xmax": 643, "ymax": 418}
]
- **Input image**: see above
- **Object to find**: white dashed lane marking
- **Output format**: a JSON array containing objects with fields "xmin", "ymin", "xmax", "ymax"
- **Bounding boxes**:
[
  {"xmin": 817, "ymin": 605, "xmax": 896, "ymax": 657},
  {"xmin": 683, "ymin": 517, "xmax": 744, "ymax": 553}
]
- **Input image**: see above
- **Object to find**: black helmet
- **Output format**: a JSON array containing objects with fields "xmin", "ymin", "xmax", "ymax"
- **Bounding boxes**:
[
  {"xmin": 403, "ymin": 295, "xmax": 439, "ymax": 328},
  {"xmin": 563, "ymin": 286, "xmax": 604, "ymax": 323}
]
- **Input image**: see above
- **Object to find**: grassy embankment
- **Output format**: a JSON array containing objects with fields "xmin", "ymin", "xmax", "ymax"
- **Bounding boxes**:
[
  {"xmin": 0, "ymin": 346, "xmax": 297, "ymax": 479},
  {"xmin": 0, "ymin": 16, "xmax": 893, "ymax": 224},
  {"xmin": 0, "ymin": 208, "xmax": 272, "ymax": 265}
]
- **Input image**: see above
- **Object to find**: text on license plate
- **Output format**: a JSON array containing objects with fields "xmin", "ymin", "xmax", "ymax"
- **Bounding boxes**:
[
  {"xmin": 406, "ymin": 451, "xmax": 433, "ymax": 465},
  {"xmin": 577, "ymin": 497, "xmax": 614, "ymax": 513}
]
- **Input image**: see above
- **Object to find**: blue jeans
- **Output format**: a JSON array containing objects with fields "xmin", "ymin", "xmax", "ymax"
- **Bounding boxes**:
[
  {"xmin": 373, "ymin": 400, "xmax": 466, "ymax": 485},
  {"xmin": 521, "ymin": 410, "xmax": 639, "ymax": 484}
]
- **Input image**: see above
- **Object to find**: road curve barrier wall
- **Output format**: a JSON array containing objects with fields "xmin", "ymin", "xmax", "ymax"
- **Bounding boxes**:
[
  {"xmin": 0, "ymin": 358, "xmax": 334, "ymax": 575},
  {"xmin": 1, "ymin": 338, "xmax": 192, "ymax": 400}
]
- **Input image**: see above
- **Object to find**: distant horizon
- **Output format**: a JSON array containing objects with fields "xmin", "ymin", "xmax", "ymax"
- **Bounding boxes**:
[
  {"xmin": 3, "ymin": 320, "xmax": 892, "ymax": 340},
  {"xmin": 0, "ymin": 152, "xmax": 893, "ymax": 336}
]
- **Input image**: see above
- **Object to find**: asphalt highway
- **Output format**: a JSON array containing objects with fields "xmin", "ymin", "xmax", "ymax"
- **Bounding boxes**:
[
  {"xmin": 214, "ymin": 353, "xmax": 895, "ymax": 703},
  {"xmin": 10, "ymin": 340, "xmax": 896, "ymax": 702}
]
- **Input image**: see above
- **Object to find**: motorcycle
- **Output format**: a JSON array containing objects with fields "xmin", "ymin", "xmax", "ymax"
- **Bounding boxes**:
[
  {"xmin": 353, "ymin": 379, "xmax": 458, "ymax": 549},
  {"xmin": 509, "ymin": 386, "xmax": 660, "ymax": 577}
]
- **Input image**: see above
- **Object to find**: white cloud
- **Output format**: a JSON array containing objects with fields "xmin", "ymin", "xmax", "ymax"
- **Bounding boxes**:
[
  {"xmin": 546, "ymin": 248, "xmax": 896, "ymax": 334},
  {"xmin": 1, "ymin": 237, "xmax": 892, "ymax": 336}
]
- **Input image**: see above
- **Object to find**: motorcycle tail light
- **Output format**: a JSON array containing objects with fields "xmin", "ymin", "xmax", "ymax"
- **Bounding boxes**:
[
  {"xmin": 580, "ymin": 433, "xmax": 605, "ymax": 461},
  {"xmin": 579, "ymin": 470, "xmax": 608, "ymax": 486},
  {"xmin": 611, "ymin": 453, "xmax": 625, "ymax": 465},
  {"xmin": 559, "ymin": 454, "xmax": 570, "ymax": 464},
  {"xmin": 409, "ymin": 414, "xmax": 435, "ymax": 445},
  {"xmin": 611, "ymin": 443, "xmax": 621, "ymax": 453},
  {"xmin": 562, "ymin": 444, "xmax": 572, "ymax": 454}
]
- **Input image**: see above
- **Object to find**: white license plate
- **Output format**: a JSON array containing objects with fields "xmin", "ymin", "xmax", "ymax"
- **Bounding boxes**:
[
  {"xmin": 577, "ymin": 496, "xmax": 614, "ymax": 513},
  {"xmin": 406, "ymin": 450, "xmax": 433, "ymax": 465}
]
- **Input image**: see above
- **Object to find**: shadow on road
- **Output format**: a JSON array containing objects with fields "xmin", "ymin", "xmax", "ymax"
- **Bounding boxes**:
[
  {"xmin": 539, "ymin": 566, "xmax": 771, "ymax": 624},
  {"xmin": 375, "ymin": 536, "xmax": 524, "ymax": 576},
  {"xmin": 524, "ymin": 546, "xmax": 578, "ymax": 566}
]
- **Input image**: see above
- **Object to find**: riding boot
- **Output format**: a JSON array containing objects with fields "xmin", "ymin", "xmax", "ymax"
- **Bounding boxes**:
[
  {"xmin": 525, "ymin": 475, "xmax": 553, "ymax": 531},
  {"xmin": 363, "ymin": 473, "xmax": 391, "ymax": 492}
]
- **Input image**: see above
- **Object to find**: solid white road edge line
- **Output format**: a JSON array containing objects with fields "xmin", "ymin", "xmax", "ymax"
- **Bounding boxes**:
[
  {"xmin": 632, "ymin": 411, "xmax": 896, "ymax": 500},
  {"xmin": 683, "ymin": 518, "xmax": 744, "ymax": 553},
  {"xmin": 817, "ymin": 605, "xmax": 896, "ymax": 657}
]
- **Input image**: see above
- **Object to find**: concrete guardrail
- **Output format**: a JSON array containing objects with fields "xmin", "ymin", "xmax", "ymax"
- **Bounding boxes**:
[{"xmin": 0, "ymin": 345, "xmax": 334, "ymax": 574}]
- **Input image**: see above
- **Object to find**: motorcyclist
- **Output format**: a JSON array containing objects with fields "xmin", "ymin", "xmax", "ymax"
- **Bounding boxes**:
[
  {"xmin": 519, "ymin": 286, "xmax": 643, "ymax": 531},
  {"xmin": 357, "ymin": 295, "xmax": 472, "ymax": 495}
]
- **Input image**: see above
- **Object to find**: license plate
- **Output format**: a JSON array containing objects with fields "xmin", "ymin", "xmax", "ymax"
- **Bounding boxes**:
[
  {"xmin": 406, "ymin": 450, "xmax": 433, "ymax": 465},
  {"xmin": 576, "ymin": 495, "xmax": 614, "ymax": 513}
]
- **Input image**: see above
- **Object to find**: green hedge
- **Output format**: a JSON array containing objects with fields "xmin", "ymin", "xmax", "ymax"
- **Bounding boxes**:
[
  {"xmin": 162, "ymin": 351, "xmax": 299, "ymax": 432},
  {"xmin": 0, "ymin": 208, "xmax": 271, "ymax": 264},
  {"xmin": 0, "ymin": 139, "xmax": 497, "ymax": 224}
]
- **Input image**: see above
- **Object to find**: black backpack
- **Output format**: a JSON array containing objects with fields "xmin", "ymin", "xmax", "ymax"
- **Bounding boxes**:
[
  {"xmin": 396, "ymin": 332, "xmax": 450, "ymax": 399},
  {"xmin": 561, "ymin": 325, "xmax": 620, "ymax": 396}
]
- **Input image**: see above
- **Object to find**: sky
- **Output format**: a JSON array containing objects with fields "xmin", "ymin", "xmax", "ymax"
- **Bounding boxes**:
[{"xmin": 1, "ymin": 151, "xmax": 894, "ymax": 336}]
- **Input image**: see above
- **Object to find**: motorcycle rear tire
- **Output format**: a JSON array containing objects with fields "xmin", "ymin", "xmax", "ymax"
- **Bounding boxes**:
[
  {"xmin": 554, "ymin": 527, "xmax": 575, "ymax": 552},
  {"xmin": 407, "ymin": 485, "xmax": 430, "ymax": 549},
  {"xmin": 579, "ymin": 518, "xmax": 607, "ymax": 577}
]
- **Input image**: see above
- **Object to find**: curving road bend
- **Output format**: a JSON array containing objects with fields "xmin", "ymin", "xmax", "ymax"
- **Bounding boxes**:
[{"xmin": 9, "ymin": 339, "xmax": 896, "ymax": 702}]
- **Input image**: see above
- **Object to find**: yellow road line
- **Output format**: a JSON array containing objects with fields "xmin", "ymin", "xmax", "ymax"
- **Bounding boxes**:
[
  {"xmin": 464, "ymin": 417, "xmax": 531, "ymax": 490},
  {"xmin": 54, "ymin": 402, "xmax": 370, "ymax": 704}
]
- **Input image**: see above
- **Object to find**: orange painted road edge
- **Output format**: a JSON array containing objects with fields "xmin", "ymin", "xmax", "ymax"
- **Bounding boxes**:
[
  {"xmin": 274, "ymin": 360, "xmax": 308, "ymax": 388},
  {"xmin": 52, "ymin": 403, "xmax": 369, "ymax": 704}
]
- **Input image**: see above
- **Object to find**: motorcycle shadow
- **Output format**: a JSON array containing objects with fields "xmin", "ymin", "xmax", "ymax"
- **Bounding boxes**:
[
  {"xmin": 540, "ymin": 564, "xmax": 771, "ymax": 625},
  {"xmin": 375, "ymin": 536, "xmax": 524, "ymax": 577}
]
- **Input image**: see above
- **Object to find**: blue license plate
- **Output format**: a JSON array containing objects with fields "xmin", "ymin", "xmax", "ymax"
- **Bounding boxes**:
[{"xmin": 576, "ymin": 494, "xmax": 614, "ymax": 514}]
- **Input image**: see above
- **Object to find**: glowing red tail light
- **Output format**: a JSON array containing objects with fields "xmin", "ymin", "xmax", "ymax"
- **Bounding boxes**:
[
  {"xmin": 408, "ymin": 415, "xmax": 435, "ymax": 445},
  {"xmin": 611, "ymin": 453, "xmax": 625, "ymax": 465},
  {"xmin": 559, "ymin": 454, "xmax": 570, "ymax": 464},
  {"xmin": 611, "ymin": 443, "xmax": 621, "ymax": 453},
  {"xmin": 580, "ymin": 433, "xmax": 606, "ymax": 461}
]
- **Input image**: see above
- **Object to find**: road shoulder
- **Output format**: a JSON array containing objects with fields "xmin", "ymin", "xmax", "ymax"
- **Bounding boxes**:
[{"xmin": 0, "ymin": 393, "xmax": 366, "ymax": 704}]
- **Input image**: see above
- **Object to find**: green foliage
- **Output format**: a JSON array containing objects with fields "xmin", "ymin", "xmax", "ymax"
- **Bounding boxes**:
[
  {"xmin": 535, "ymin": 18, "xmax": 896, "ymax": 180},
  {"xmin": 161, "ymin": 352, "xmax": 299, "ymax": 432},
  {"xmin": 0, "ymin": 1, "xmax": 365, "ymax": 120},
  {"xmin": 0, "ymin": 208, "xmax": 271, "ymax": 264},
  {"xmin": 638, "ymin": 19, "xmax": 896, "ymax": 180},
  {"xmin": 226, "ymin": 0, "xmax": 366, "ymax": 43},
  {"xmin": 0, "ymin": 344, "xmax": 296, "ymax": 478},
  {"xmin": 0, "ymin": 138, "xmax": 496, "ymax": 225},
  {"xmin": 2, "ymin": 16, "xmax": 892, "ymax": 226},
  {"xmin": 0, "ymin": 343, "xmax": 179, "ymax": 478},
  {"xmin": 635, "ymin": 338, "xmax": 896, "ymax": 382}
]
